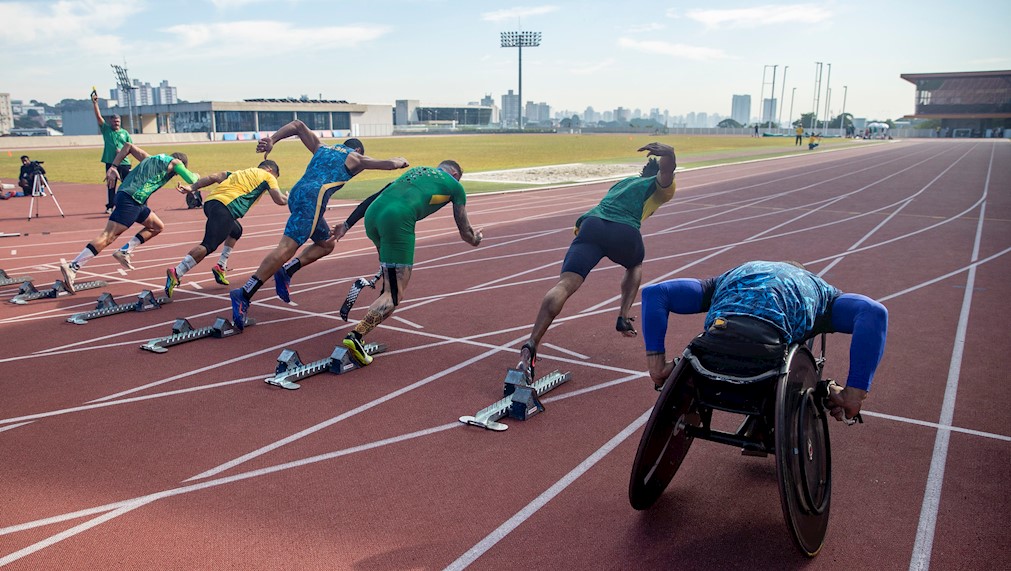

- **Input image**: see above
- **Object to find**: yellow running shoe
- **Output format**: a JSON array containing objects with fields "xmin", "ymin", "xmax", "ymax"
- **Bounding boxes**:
[
  {"xmin": 212, "ymin": 263, "xmax": 229, "ymax": 285},
  {"xmin": 343, "ymin": 333, "xmax": 373, "ymax": 366}
]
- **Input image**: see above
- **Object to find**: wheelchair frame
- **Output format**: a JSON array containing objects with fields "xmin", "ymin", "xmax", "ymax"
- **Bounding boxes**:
[{"xmin": 629, "ymin": 334, "xmax": 833, "ymax": 557}]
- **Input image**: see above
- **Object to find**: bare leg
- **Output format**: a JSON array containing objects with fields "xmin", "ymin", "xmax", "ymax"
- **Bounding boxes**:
[
  {"xmin": 617, "ymin": 264, "xmax": 642, "ymax": 337},
  {"xmin": 352, "ymin": 266, "xmax": 412, "ymax": 338},
  {"xmin": 135, "ymin": 212, "xmax": 165, "ymax": 243},
  {"xmin": 292, "ymin": 239, "xmax": 335, "ymax": 269},
  {"xmin": 253, "ymin": 236, "xmax": 301, "ymax": 282},
  {"xmin": 87, "ymin": 220, "xmax": 130, "ymax": 253},
  {"xmin": 519, "ymin": 272, "xmax": 584, "ymax": 371}
]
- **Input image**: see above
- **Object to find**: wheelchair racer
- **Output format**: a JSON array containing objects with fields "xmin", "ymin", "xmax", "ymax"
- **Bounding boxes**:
[{"xmin": 640, "ymin": 261, "xmax": 888, "ymax": 422}]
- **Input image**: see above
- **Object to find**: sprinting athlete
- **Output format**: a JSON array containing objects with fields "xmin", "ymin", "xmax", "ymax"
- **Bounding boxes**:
[
  {"xmin": 60, "ymin": 142, "xmax": 198, "ymax": 293},
  {"xmin": 164, "ymin": 160, "xmax": 287, "ymax": 297},
  {"xmin": 229, "ymin": 120, "xmax": 408, "ymax": 329},
  {"xmin": 341, "ymin": 162, "xmax": 482, "ymax": 366},
  {"xmin": 515, "ymin": 142, "xmax": 677, "ymax": 382}
]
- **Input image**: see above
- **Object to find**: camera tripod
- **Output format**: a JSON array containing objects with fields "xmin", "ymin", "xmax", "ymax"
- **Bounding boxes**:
[{"xmin": 28, "ymin": 172, "xmax": 65, "ymax": 221}]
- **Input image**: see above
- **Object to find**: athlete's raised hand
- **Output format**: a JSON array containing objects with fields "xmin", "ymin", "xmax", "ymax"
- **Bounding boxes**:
[{"xmin": 257, "ymin": 137, "xmax": 274, "ymax": 159}]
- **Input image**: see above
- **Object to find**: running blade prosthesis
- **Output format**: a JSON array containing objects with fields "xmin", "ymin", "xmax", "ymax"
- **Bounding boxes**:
[{"xmin": 340, "ymin": 270, "xmax": 381, "ymax": 321}]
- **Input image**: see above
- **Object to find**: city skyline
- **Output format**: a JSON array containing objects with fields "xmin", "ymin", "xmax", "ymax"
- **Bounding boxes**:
[{"xmin": 2, "ymin": 1, "xmax": 1007, "ymax": 123}]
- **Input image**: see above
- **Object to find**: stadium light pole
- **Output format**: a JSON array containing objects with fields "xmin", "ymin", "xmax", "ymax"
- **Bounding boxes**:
[
  {"xmin": 841, "ymin": 85, "xmax": 849, "ymax": 136},
  {"xmin": 811, "ymin": 62, "xmax": 823, "ymax": 129},
  {"xmin": 822, "ymin": 63, "xmax": 832, "ymax": 130},
  {"xmin": 110, "ymin": 64, "xmax": 138, "ymax": 134},
  {"xmin": 788, "ymin": 87, "xmax": 796, "ymax": 128},
  {"xmin": 777, "ymin": 65, "xmax": 789, "ymax": 129},
  {"xmin": 500, "ymin": 30, "xmax": 541, "ymax": 129}
]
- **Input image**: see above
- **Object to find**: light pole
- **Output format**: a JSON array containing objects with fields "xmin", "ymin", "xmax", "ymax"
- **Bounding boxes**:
[
  {"xmin": 841, "ymin": 85, "xmax": 848, "ymax": 136},
  {"xmin": 789, "ymin": 87, "xmax": 796, "ymax": 128},
  {"xmin": 500, "ymin": 30, "xmax": 541, "ymax": 129},
  {"xmin": 811, "ymin": 62, "xmax": 822, "ymax": 130},
  {"xmin": 777, "ymin": 65, "xmax": 788, "ymax": 130},
  {"xmin": 822, "ymin": 63, "xmax": 832, "ymax": 131},
  {"xmin": 110, "ymin": 64, "xmax": 138, "ymax": 134}
]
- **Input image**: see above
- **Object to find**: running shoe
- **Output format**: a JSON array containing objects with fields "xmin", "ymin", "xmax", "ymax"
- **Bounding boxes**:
[
  {"xmin": 165, "ymin": 267, "xmax": 180, "ymax": 297},
  {"xmin": 112, "ymin": 249, "xmax": 135, "ymax": 270},
  {"xmin": 274, "ymin": 268, "xmax": 291, "ymax": 303},
  {"xmin": 229, "ymin": 288, "xmax": 250, "ymax": 331},
  {"xmin": 212, "ymin": 263, "xmax": 229, "ymax": 285},
  {"xmin": 59, "ymin": 261, "xmax": 77, "ymax": 294},
  {"xmin": 343, "ymin": 333, "xmax": 373, "ymax": 366}
]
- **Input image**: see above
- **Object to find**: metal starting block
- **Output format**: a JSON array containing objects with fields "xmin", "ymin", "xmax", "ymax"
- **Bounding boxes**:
[
  {"xmin": 140, "ymin": 315, "xmax": 254, "ymax": 353},
  {"xmin": 459, "ymin": 368, "xmax": 572, "ymax": 431},
  {"xmin": 265, "ymin": 342, "xmax": 387, "ymax": 390},
  {"xmin": 0, "ymin": 269, "xmax": 33, "ymax": 287},
  {"xmin": 67, "ymin": 290, "xmax": 170, "ymax": 324},
  {"xmin": 10, "ymin": 279, "xmax": 106, "ymax": 304}
]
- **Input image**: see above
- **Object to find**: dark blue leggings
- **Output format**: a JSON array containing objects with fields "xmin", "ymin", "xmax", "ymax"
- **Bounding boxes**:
[{"xmin": 641, "ymin": 279, "xmax": 887, "ymax": 391}]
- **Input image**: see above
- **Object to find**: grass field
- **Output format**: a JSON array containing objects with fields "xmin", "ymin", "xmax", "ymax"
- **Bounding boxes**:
[{"xmin": 1, "ymin": 133, "xmax": 865, "ymax": 199}]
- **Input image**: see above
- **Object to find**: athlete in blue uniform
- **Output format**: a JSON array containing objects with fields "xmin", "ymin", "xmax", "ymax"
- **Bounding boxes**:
[
  {"xmin": 229, "ymin": 120, "xmax": 408, "ymax": 329},
  {"xmin": 641, "ymin": 261, "xmax": 888, "ymax": 421}
]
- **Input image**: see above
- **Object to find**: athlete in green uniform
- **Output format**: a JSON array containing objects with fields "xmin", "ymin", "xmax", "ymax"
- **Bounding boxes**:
[
  {"xmin": 515, "ymin": 142, "xmax": 677, "ymax": 382},
  {"xmin": 59, "ymin": 143, "xmax": 198, "ymax": 293},
  {"xmin": 342, "ymin": 161, "xmax": 483, "ymax": 365}
]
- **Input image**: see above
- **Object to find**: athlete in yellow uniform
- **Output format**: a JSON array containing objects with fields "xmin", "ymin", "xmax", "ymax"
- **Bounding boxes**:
[{"xmin": 164, "ymin": 160, "xmax": 287, "ymax": 297}]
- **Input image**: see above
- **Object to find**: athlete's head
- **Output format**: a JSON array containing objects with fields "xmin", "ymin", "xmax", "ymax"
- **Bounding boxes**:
[
  {"xmin": 258, "ymin": 159, "xmax": 280, "ymax": 177},
  {"xmin": 343, "ymin": 138, "xmax": 365, "ymax": 154},
  {"xmin": 170, "ymin": 152, "xmax": 189, "ymax": 167},
  {"xmin": 438, "ymin": 160, "xmax": 463, "ymax": 180},
  {"xmin": 640, "ymin": 157, "xmax": 660, "ymax": 178}
]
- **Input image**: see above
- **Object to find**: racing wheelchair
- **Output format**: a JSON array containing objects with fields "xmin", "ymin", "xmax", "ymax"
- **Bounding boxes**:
[{"xmin": 628, "ymin": 316, "xmax": 843, "ymax": 557}]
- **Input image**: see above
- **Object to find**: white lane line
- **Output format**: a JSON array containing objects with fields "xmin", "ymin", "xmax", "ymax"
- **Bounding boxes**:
[
  {"xmin": 860, "ymin": 411, "xmax": 1010, "ymax": 442},
  {"xmin": 908, "ymin": 143, "xmax": 994, "ymax": 571},
  {"xmin": 444, "ymin": 408, "xmax": 652, "ymax": 571},
  {"xmin": 390, "ymin": 315, "xmax": 424, "ymax": 329},
  {"xmin": 0, "ymin": 421, "xmax": 34, "ymax": 433},
  {"xmin": 0, "ymin": 499, "xmax": 155, "ymax": 566},
  {"xmin": 541, "ymin": 343, "xmax": 589, "ymax": 360}
]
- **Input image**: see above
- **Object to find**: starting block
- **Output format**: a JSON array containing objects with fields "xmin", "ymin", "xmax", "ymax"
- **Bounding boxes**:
[
  {"xmin": 264, "ymin": 342, "xmax": 387, "ymax": 390},
  {"xmin": 10, "ymin": 279, "xmax": 106, "ymax": 304},
  {"xmin": 140, "ymin": 316, "xmax": 253, "ymax": 353},
  {"xmin": 67, "ymin": 290, "xmax": 171, "ymax": 324},
  {"xmin": 459, "ymin": 368, "xmax": 572, "ymax": 431},
  {"xmin": 0, "ymin": 269, "xmax": 33, "ymax": 287}
]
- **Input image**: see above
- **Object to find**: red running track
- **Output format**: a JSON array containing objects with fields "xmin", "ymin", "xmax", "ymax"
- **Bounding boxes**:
[{"xmin": 0, "ymin": 139, "xmax": 1008, "ymax": 569}]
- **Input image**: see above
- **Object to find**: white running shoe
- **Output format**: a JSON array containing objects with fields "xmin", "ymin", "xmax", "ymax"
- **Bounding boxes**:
[
  {"xmin": 59, "ymin": 261, "xmax": 77, "ymax": 294},
  {"xmin": 112, "ymin": 249, "xmax": 135, "ymax": 270}
]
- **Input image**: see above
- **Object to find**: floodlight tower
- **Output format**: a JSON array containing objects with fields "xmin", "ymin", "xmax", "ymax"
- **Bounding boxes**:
[
  {"xmin": 500, "ymin": 30, "xmax": 541, "ymax": 129},
  {"xmin": 111, "ymin": 64, "xmax": 138, "ymax": 134}
]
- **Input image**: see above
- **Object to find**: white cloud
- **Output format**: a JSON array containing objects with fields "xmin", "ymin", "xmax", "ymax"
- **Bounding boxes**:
[
  {"xmin": 569, "ymin": 58, "xmax": 617, "ymax": 75},
  {"xmin": 626, "ymin": 23, "xmax": 666, "ymax": 33},
  {"xmin": 686, "ymin": 4, "xmax": 832, "ymax": 29},
  {"xmin": 0, "ymin": 0, "xmax": 141, "ymax": 46},
  {"xmin": 161, "ymin": 21, "xmax": 390, "ymax": 56},
  {"xmin": 617, "ymin": 38, "xmax": 730, "ymax": 61},
  {"xmin": 481, "ymin": 6, "xmax": 559, "ymax": 22}
]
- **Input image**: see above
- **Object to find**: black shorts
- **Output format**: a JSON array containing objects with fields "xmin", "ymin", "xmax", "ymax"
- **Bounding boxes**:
[
  {"xmin": 560, "ymin": 216, "xmax": 645, "ymax": 278},
  {"xmin": 108, "ymin": 191, "xmax": 151, "ymax": 227},
  {"xmin": 199, "ymin": 200, "xmax": 242, "ymax": 254}
]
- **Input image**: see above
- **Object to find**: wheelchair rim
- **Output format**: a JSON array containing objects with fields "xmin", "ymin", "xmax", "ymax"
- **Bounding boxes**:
[{"xmin": 796, "ymin": 389, "xmax": 832, "ymax": 515}]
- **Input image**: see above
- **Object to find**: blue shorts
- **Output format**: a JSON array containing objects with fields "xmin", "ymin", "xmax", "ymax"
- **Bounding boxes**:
[
  {"xmin": 108, "ymin": 191, "xmax": 151, "ymax": 227},
  {"xmin": 560, "ymin": 216, "xmax": 644, "ymax": 278},
  {"xmin": 282, "ymin": 186, "xmax": 335, "ymax": 245}
]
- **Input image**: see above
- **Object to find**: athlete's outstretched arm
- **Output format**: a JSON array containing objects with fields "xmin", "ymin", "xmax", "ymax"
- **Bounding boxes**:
[
  {"xmin": 642, "ymin": 278, "xmax": 706, "ymax": 385},
  {"xmin": 256, "ymin": 120, "xmax": 321, "ymax": 157},
  {"xmin": 349, "ymin": 155, "xmax": 409, "ymax": 174}
]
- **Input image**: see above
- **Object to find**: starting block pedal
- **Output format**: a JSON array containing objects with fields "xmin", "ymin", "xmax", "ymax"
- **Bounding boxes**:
[
  {"xmin": 265, "ymin": 342, "xmax": 387, "ymax": 390},
  {"xmin": 67, "ymin": 290, "xmax": 171, "ymax": 324},
  {"xmin": 0, "ymin": 269, "xmax": 33, "ymax": 287},
  {"xmin": 459, "ymin": 368, "xmax": 572, "ymax": 431},
  {"xmin": 10, "ymin": 279, "xmax": 107, "ymax": 304},
  {"xmin": 140, "ymin": 315, "xmax": 254, "ymax": 353}
]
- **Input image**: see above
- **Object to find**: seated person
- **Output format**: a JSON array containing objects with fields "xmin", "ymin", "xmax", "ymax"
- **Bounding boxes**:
[
  {"xmin": 807, "ymin": 134, "xmax": 820, "ymax": 150},
  {"xmin": 640, "ymin": 260, "xmax": 888, "ymax": 422},
  {"xmin": 18, "ymin": 155, "xmax": 33, "ymax": 195}
]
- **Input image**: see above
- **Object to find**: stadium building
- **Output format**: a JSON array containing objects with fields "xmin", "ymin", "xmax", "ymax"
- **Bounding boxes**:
[
  {"xmin": 63, "ymin": 98, "xmax": 394, "ymax": 140},
  {"xmin": 901, "ymin": 70, "xmax": 1011, "ymax": 137},
  {"xmin": 394, "ymin": 99, "xmax": 498, "ymax": 129}
]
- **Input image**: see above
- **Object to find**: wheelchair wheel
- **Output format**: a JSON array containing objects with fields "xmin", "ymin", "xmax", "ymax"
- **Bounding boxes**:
[
  {"xmin": 774, "ymin": 346, "xmax": 832, "ymax": 557},
  {"xmin": 629, "ymin": 358, "xmax": 699, "ymax": 510}
]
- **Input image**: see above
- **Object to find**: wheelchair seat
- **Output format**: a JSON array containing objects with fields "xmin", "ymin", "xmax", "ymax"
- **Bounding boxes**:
[{"xmin": 629, "ymin": 321, "xmax": 834, "ymax": 557}]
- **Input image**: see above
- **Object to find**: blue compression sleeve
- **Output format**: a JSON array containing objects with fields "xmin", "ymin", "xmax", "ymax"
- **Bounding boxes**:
[
  {"xmin": 829, "ymin": 293, "xmax": 888, "ymax": 392},
  {"xmin": 641, "ymin": 279, "xmax": 706, "ymax": 354}
]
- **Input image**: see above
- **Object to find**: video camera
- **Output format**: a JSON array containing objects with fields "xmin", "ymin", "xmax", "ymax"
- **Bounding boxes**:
[{"xmin": 28, "ymin": 160, "xmax": 46, "ymax": 176}]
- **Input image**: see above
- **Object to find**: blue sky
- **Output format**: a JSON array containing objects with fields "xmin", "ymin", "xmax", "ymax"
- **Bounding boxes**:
[{"xmin": 2, "ymin": 0, "xmax": 1008, "ymax": 122}]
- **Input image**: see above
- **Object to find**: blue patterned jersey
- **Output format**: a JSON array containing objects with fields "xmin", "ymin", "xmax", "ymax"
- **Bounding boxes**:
[
  {"xmin": 289, "ymin": 144, "xmax": 355, "ymax": 202},
  {"xmin": 704, "ymin": 261, "xmax": 841, "ymax": 343}
]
